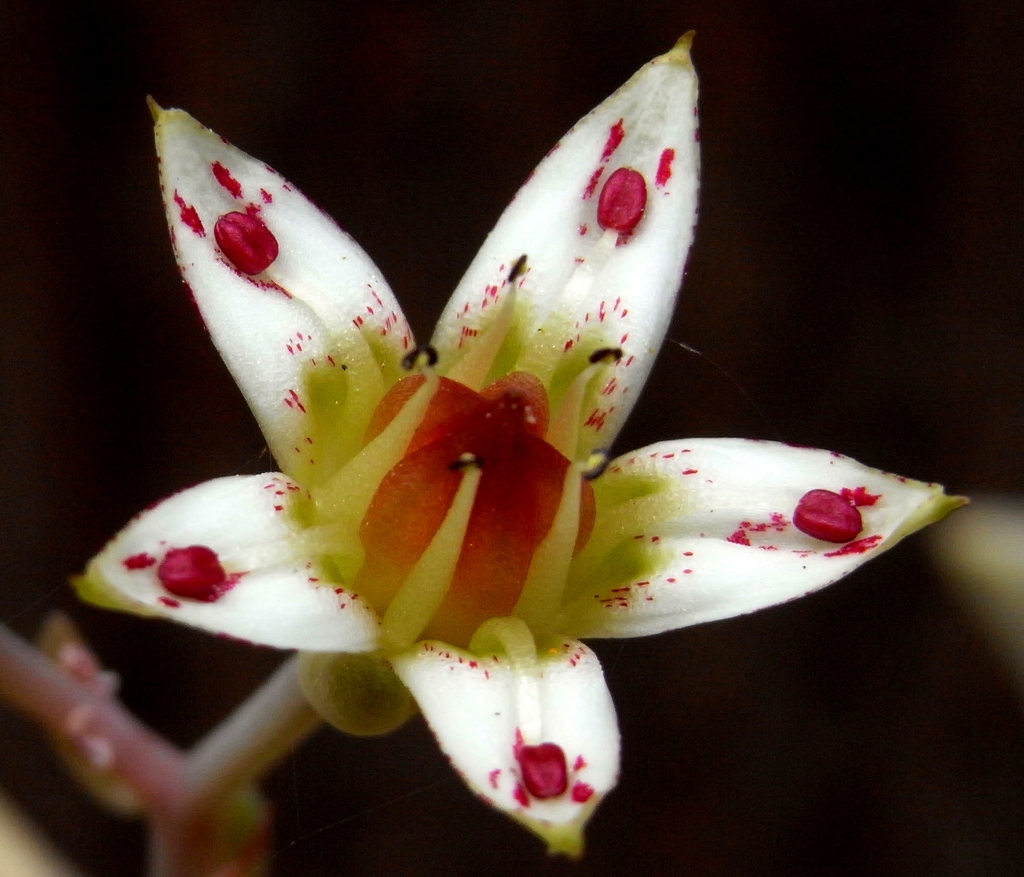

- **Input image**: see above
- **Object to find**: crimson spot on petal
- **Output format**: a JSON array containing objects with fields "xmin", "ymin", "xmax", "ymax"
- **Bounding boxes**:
[
  {"xmin": 214, "ymin": 211, "xmax": 279, "ymax": 274},
  {"xmin": 123, "ymin": 552, "xmax": 156, "ymax": 570},
  {"xmin": 211, "ymin": 161, "xmax": 242, "ymax": 198},
  {"xmin": 516, "ymin": 742, "xmax": 568, "ymax": 799},
  {"xmin": 793, "ymin": 489, "xmax": 863, "ymax": 543},
  {"xmin": 597, "ymin": 167, "xmax": 647, "ymax": 233},
  {"xmin": 157, "ymin": 546, "xmax": 229, "ymax": 602}
]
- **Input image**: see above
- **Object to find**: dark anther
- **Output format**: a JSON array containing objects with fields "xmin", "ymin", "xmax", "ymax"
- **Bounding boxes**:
[
  {"xmin": 507, "ymin": 254, "xmax": 528, "ymax": 285},
  {"xmin": 588, "ymin": 347, "xmax": 623, "ymax": 365},
  {"xmin": 582, "ymin": 450, "xmax": 610, "ymax": 481},
  {"xmin": 449, "ymin": 452, "xmax": 484, "ymax": 471},
  {"xmin": 401, "ymin": 345, "xmax": 439, "ymax": 371}
]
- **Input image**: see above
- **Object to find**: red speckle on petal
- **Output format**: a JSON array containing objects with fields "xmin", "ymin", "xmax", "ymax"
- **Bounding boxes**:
[
  {"xmin": 214, "ymin": 212, "xmax": 279, "ymax": 275},
  {"xmin": 600, "ymin": 119, "xmax": 625, "ymax": 161},
  {"xmin": 517, "ymin": 743, "xmax": 568, "ymax": 799},
  {"xmin": 488, "ymin": 769, "xmax": 500, "ymax": 789},
  {"xmin": 512, "ymin": 784, "xmax": 530, "ymax": 808},
  {"xmin": 656, "ymin": 148, "xmax": 675, "ymax": 188},
  {"xmin": 597, "ymin": 167, "xmax": 647, "ymax": 233},
  {"xmin": 173, "ymin": 192, "xmax": 205, "ymax": 236},
  {"xmin": 157, "ymin": 597, "xmax": 181, "ymax": 608},
  {"xmin": 824, "ymin": 534, "xmax": 883, "ymax": 557},
  {"xmin": 211, "ymin": 161, "xmax": 242, "ymax": 198},
  {"xmin": 726, "ymin": 528, "xmax": 751, "ymax": 546},
  {"xmin": 123, "ymin": 552, "xmax": 156, "ymax": 570},
  {"xmin": 573, "ymin": 755, "xmax": 587, "ymax": 771},
  {"xmin": 583, "ymin": 166, "xmax": 604, "ymax": 200},
  {"xmin": 840, "ymin": 486, "xmax": 881, "ymax": 507},
  {"xmin": 794, "ymin": 489, "xmax": 863, "ymax": 543},
  {"xmin": 571, "ymin": 782, "xmax": 595, "ymax": 803},
  {"xmin": 157, "ymin": 546, "xmax": 232, "ymax": 602}
]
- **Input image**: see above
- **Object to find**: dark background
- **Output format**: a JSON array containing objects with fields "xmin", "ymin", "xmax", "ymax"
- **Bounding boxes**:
[{"xmin": 2, "ymin": 1, "xmax": 1023, "ymax": 874}]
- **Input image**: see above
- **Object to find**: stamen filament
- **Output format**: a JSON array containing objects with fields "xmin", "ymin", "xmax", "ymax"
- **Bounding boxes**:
[
  {"xmin": 515, "ymin": 230, "xmax": 618, "ymax": 386},
  {"xmin": 512, "ymin": 463, "xmax": 583, "ymax": 634},
  {"xmin": 546, "ymin": 348, "xmax": 621, "ymax": 460},
  {"xmin": 444, "ymin": 277, "xmax": 519, "ymax": 391},
  {"xmin": 470, "ymin": 617, "xmax": 542, "ymax": 742},
  {"xmin": 314, "ymin": 367, "xmax": 440, "ymax": 527},
  {"xmin": 378, "ymin": 458, "xmax": 483, "ymax": 650},
  {"xmin": 566, "ymin": 488, "xmax": 687, "ymax": 596}
]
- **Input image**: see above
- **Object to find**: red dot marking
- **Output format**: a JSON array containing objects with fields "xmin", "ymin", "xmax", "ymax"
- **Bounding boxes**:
[
  {"xmin": 173, "ymin": 192, "xmax": 205, "ymax": 236},
  {"xmin": 260, "ymin": 187, "xmax": 273, "ymax": 203},
  {"xmin": 123, "ymin": 552, "xmax": 156, "ymax": 570},
  {"xmin": 726, "ymin": 529, "xmax": 751, "ymax": 546},
  {"xmin": 571, "ymin": 782, "xmax": 594, "ymax": 803},
  {"xmin": 656, "ymin": 148, "xmax": 675, "ymax": 188},
  {"xmin": 211, "ymin": 162, "xmax": 242, "ymax": 198},
  {"xmin": 824, "ymin": 534, "xmax": 883, "ymax": 557},
  {"xmin": 516, "ymin": 742, "xmax": 568, "ymax": 799},
  {"xmin": 598, "ymin": 167, "xmax": 647, "ymax": 233},
  {"xmin": 793, "ymin": 489, "xmax": 863, "ymax": 543},
  {"xmin": 600, "ymin": 119, "xmax": 625, "ymax": 161},
  {"xmin": 157, "ymin": 597, "xmax": 181, "ymax": 608},
  {"xmin": 840, "ymin": 486, "xmax": 881, "ymax": 507},
  {"xmin": 157, "ymin": 546, "xmax": 231, "ymax": 602},
  {"xmin": 214, "ymin": 212, "xmax": 279, "ymax": 274},
  {"xmin": 583, "ymin": 166, "xmax": 604, "ymax": 200},
  {"xmin": 512, "ymin": 784, "xmax": 530, "ymax": 808}
]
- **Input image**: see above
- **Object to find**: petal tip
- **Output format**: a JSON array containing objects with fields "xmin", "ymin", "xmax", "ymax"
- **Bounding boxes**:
[
  {"xmin": 146, "ymin": 95, "xmax": 164, "ymax": 124},
  {"xmin": 890, "ymin": 486, "xmax": 968, "ymax": 546},
  {"xmin": 661, "ymin": 31, "xmax": 696, "ymax": 67}
]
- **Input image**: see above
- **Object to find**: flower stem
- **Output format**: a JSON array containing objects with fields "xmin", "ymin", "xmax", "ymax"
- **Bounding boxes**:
[
  {"xmin": 0, "ymin": 622, "xmax": 185, "ymax": 816},
  {"xmin": 184, "ymin": 655, "xmax": 321, "ymax": 810}
]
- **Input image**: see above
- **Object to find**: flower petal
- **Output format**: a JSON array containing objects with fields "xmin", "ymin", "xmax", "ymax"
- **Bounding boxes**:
[
  {"xmin": 75, "ymin": 475, "xmax": 379, "ymax": 651},
  {"xmin": 431, "ymin": 36, "xmax": 700, "ymax": 454},
  {"xmin": 153, "ymin": 104, "xmax": 414, "ymax": 483},
  {"xmin": 390, "ymin": 626, "xmax": 619, "ymax": 856},
  {"xmin": 560, "ymin": 438, "xmax": 965, "ymax": 638}
]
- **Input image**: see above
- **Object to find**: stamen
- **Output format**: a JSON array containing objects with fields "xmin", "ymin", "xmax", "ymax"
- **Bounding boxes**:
[
  {"xmin": 567, "ymin": 488, "xmax": 687, "ymax": 596},
  {"xmin": 513, "ymin": 462, "xmax": 584, "ymax": 634},
  {"xmin": 470, "ymin": 616, "xmax": 538, "ymax": 665},
  {"xmin": 470, "ymin": 617, "xmax": 544, "ymax": 743},
  {"xmin": 589, "ymin": 347, "xmax": 623, "ymax": 365},
  {"xmin": 314, "ymin": 369, "xmax": 440, "ymax": 532},
  {"xmin": 449, "ymin": 452, "xmax": 484, "ymax": 471},
  {"xmin": 507, "ymin": 253, "xmax": 529, "ymax": 284},
  {"xmin": 379, "ymin": 458, "xmax": 483, "ymax": 650},
  {"xmin": 547, "ymin": 350, "xmax": 621, "ymax": 460},
  {"xmin": 402, "ymin": 344, "xmax": 439, "ymax": 371},
  {"xmin": 444, "ymin": 263, "xmax": 523, "ymax": 391},
  {"xmin": 581, "ymin": 449, "xmax": 610, "ymax": 481},
  {"xmin": 514, "ymin": 232, "xmax": 617, "ymax": 385}
]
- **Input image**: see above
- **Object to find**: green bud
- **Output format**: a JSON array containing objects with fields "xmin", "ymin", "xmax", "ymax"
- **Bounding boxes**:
[{"xmin": 299, "ymin": 651, "xmax": 417, "ymax": 736}]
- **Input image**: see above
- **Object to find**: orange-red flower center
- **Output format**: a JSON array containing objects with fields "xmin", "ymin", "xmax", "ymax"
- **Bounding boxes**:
[{"xmin": 356, "ymin": 372, "xmax": 595, "ymax": 647}]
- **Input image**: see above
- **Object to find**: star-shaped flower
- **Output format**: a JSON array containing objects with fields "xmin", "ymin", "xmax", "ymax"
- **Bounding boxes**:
[{"xmin": 76, "ymin": 36, "xmax": 961, "ymax": 854}]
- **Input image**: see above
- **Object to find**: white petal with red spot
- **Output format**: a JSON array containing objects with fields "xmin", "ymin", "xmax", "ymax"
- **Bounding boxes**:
[
  {"xmin": 560, "ymin": 438, "xmax": 963, "ymax": 638},
  {"xmin": 76, "ymin": 475, "xmax": 379, "ymax": 651},
  {"xmin": 154, "ymin": 107, "xmax": 414, "ymax": 476},
  {"xmin": 390, "ymin": 637, "xmax": 619, "ymax": 853},
  {"xmin": 430, "ymin": 37, "xmax": 699, "ymax": 452}
]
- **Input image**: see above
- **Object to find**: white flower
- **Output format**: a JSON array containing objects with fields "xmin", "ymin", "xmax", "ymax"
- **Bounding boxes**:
[{"xmin": 76, "ymin": 35, "xmax": 962, "ymax": 855}]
